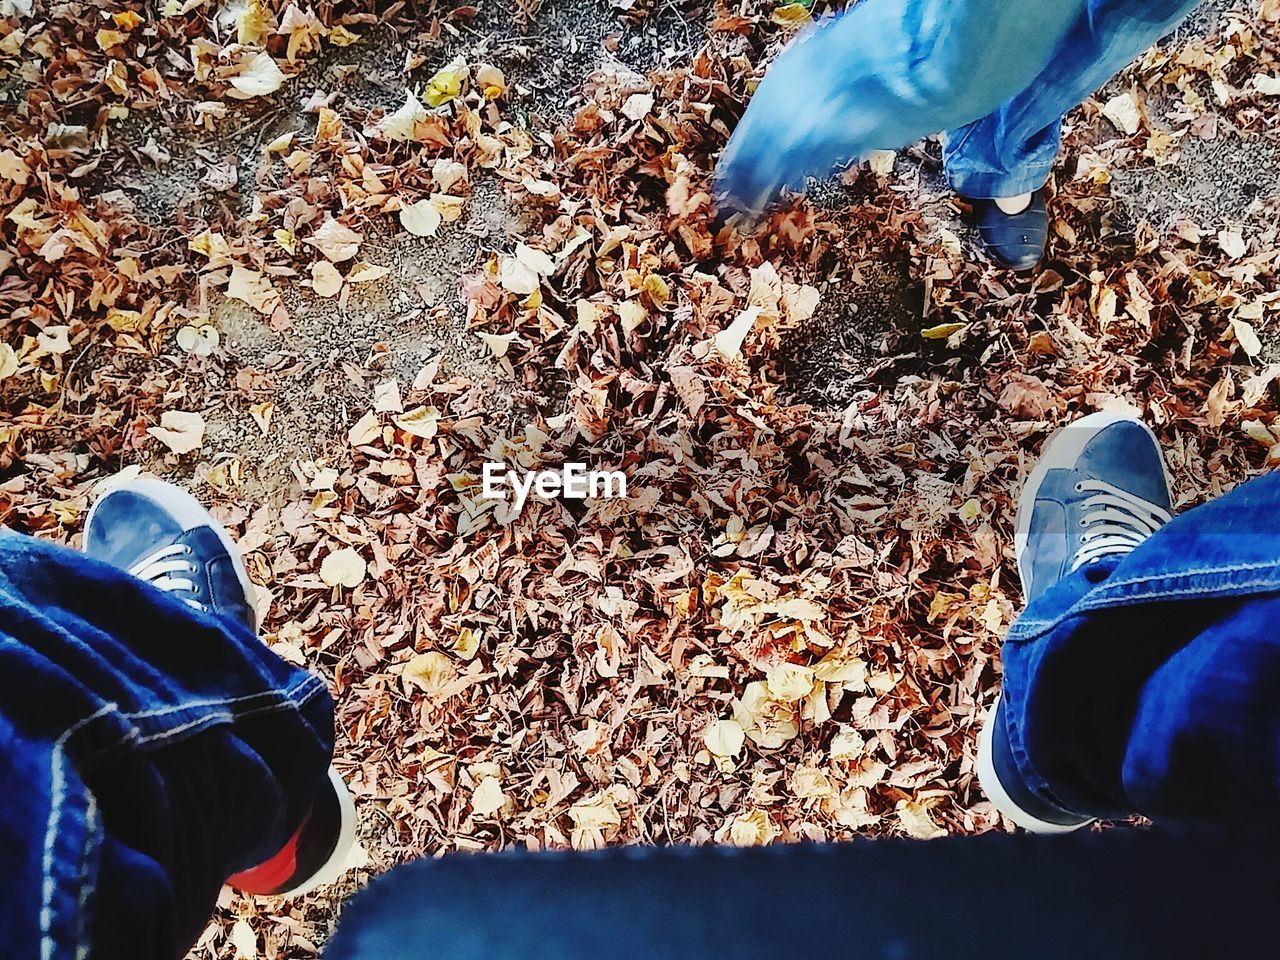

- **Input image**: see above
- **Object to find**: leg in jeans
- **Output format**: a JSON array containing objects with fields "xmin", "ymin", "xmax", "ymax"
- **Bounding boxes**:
[
  {"xmin": 981, "ymin": 415, "xmax": 1280, "ymax": 829},
  {"xmin": 715, "ymin": 0, "xmax": 1094, "ymax": 214},
  {"xmin": 943, "ymin": 0, "xmax": 1201, "ymax": 199},
  {"xmin": 0, "ymin": 480, "xmax": 350, "ymax": 960}
]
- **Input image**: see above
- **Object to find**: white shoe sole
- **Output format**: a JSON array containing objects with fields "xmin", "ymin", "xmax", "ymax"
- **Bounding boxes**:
[
  {"xmin": 976, "ymin": 694, "xmax": 1090, "ymax": 834},
  {"xmin": 85, "ymin": 477, "xmax": 259, "ymax": 631},
  {"xmin": 277, "ymin": 767, "xmax": 359, "ymax": 897},
  {"xmin": 1013, "ymin": 411, "xmax": 1170, "ymax": 595}
]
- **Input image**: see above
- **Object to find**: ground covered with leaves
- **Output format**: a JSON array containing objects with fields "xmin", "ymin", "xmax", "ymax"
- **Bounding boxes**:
[{"xmin": 4, "ymin": 0, "xmax": 1280, "ymax": 956}]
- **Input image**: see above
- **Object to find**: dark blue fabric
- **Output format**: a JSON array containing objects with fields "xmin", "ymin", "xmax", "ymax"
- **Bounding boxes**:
[
  {"xmin": 1003, "ymin": 469, "xmax": 1280, "ymax": 822},
  {"xmin": 327, "ymin": 828, "xmax": 1280, "ymax": 959},
  {"xmin": 0, "ymin": 532, "xmax": 333, "ymax": 960}
]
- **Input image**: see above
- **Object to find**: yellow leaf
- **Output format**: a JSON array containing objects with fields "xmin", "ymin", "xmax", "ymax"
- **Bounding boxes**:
[
  {"xmin": 263, "ymin": 131, "xmax": 295, "ymax": 154},
  {"xmin": 402, "ymin": 651, "xmax": 457, "ymax": 696},
  {"xmin": 772, "ymin": 2, "xmax": 812, "ymax": 28},
  {"xmin": 329, "ymin": 25, "xmax": 360, "ymax": 46},
  {"xmin": 319, "ymin": 547, "xmax": 366, "ymax": 588},
  {"xmin": 476, "ymin": 63, "xmax": 506, "ymax": 99},
  {"xmin": 452, "ymin": 626, "xmax": 482, "ymax": 660},
  {"xmin": 272, "ymin": 228, "xmax": 296, "ymax": 254},
  {"xmin": 346, "ymin": 262, "xmax": 389, "ymax": 284},
  {"xmin": 112, "ymin": 10, "xmax": 143, "ymax": 29},
  {"xmin": 394, "ymin": 405, "xmax": 440, "ymax": 439},
  {"xmin": 315, "ymin": 107, "xmax": 342, "ymax": 141},
  {"xmin": 896, "ymin": 798, "xmax": 947, "ymax": 840},
  {"xmin": 96, "ymin": 29, "xmax": 129, "ymax": 50},
  {"xmin": 765, "ymin": 663, "xmax": 815, "ymax": 703},
  {"xmin": 189, "ymin": 229, "xmax": 231, "ymax": 267},
  {"xmin": 921, "ymin": 321, "xmax": 966, "ymax": 340},
  {"xmin": 423, "ymin": 62, "xmax": 466, "ymax": 107},
  {"xmin": 347, "ymin": 411, "xmax": 381, "ymax": 446},
  {"xmin": 225, "ymin": 264, "xmax": 280, "ymax": 314},
  {"xmin": 236, "ymin": 0, "xmax": 272, "ymax": 45},
  {"xmin": 726, "ymin": 809, "xmax": 776, "ymax": 846},
  {"xmin": 0, "ymin": 343, "xmax": 19, "ymax": 381}
]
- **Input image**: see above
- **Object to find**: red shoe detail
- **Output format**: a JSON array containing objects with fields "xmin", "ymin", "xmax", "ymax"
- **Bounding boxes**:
[{"xmin": 226, "ymin": 810, "xmax": 312, "ymax": 895}]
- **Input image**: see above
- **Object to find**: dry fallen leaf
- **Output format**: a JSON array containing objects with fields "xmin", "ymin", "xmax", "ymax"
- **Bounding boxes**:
[
  {"xmin": 311, "ymin": 260, "xmax": 343, "ymax": 298},
  {"xmin": 399, "ymin": 200, "xmax": 442, "ymax": 237},
  {"xmin": 307, "ymin": 218, "xmax": 363, "ymax": 262},
  {"xmin": 1101, "ymin": 91, "xmax": 1142, "ymax": 135},
  {"xmin": 229, "ymin": 52, "xmax": 287, "ymax": 98},
  {"xmin": 402, "ymin": 651, "xmax": 458, "ymax": 696},
  {"xmin": 148, "ymin": 410, "xmax": 206, "ymax": 455},
  {"xmin": 226, "ymin": 265, "xmax": 280, "ymax": 314},
  {"xmin": 703, "ymin": 719, "xmax": 746, "ymax": 758},
  {"xmin": 394, "ymin": 405, "xmax": 441, "ymax": 439},
  {"xmin": 320, "ymin": 547, "xmax": 366, "ymax": 588},
  {"xmin": 471, "ymin": 777, "xmax": 507, "ymax": 816}
]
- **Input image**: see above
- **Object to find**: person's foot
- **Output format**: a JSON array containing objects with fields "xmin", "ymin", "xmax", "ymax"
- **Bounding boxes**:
[
  {"xmin": 977, "ymin": 412, "xmax": 1174, "ymax": 833},
  {"xmin": 226, "ymin": 767, "xmax": 359, "ymax": 897},
  {"xmin": 84, "ymin": 477, "xmax": 357, "ymax": 896},
  {"xmin": 84, "ymin": 477, "xmax": 259, "ymax": 633},
  {"xmin": 966, "ymin": 188, "xmax": 1049, "ymax": 271}
]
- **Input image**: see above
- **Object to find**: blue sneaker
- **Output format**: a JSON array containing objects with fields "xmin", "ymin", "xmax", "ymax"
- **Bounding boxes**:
[
  {"xmin": 84, "ymin": 478, "xmax": 258, "ymax": 633},
  {"xmin": 84, "ymin": 477, "xmax": 359, "ymax": 894},
  {"xmin": 978, "ymin": 412, "xmax": 1174, "ymax": 832}
]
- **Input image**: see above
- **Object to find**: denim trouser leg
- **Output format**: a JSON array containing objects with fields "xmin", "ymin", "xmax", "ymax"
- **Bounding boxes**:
[
  {"xmin": 0, "ymin": 533, "xmax": 334, "ymax": 960},
  {"xmin": 1001, "ymin": 470, "xmax": 1280, "ymax": 823},
  {"xmin": 944, "ymin": 0, "xmax": 1201, "ymax": 197}
]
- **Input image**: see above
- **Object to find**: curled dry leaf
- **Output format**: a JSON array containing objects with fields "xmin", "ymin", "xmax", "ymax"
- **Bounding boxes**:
[
  {"xmin": 347, "ymin": 262, "xmax": 390, "ymax": 284},
  {"xmin": 424, "ymin": 60, "xmax": 467, "ymax": 107},
  {"xmin": 379, "ymin": 90, "xmax": 430, "ymax": 142},
  {"xmin": 394, "ymin": 405, "xmax": 441, "ymax": 439},
  {"xmin": 228, "ymin": 52, "xmax": 287, "ymax": 98},
  {"xmin": 1101, "ymin": 91, "xmax": 1142, "ymax": 135},
  {"xmin": 148, "ymin": 410, "xmax": 206, "ymax": 455},
  {"xmin": 307, "ymin": 218, "xmax": 363, "ymax": 262}
]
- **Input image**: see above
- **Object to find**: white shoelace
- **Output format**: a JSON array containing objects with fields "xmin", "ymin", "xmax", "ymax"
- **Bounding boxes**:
[
  {"xmin": 1070, "ymin": 478, "xmax": 1172, "ymax": 571},
  {"xmin": 129, "ymin": 543, "xmax": 205, "ymax": 610}
]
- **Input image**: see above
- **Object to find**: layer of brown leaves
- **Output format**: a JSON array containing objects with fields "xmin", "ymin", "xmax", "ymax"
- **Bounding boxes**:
[{"xmin": 4, "ymin": 1, "xmax": 1280, "ymax": 957}]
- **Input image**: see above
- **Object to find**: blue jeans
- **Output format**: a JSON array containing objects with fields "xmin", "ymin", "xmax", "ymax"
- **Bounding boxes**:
[
  {"xmin": 4, "ymin": 471, "xmax": 1280, "ymax": 958},
  {"xmin": 1001, "ymin": 469, "xmax": 1280, "ymax": 822},
  {"xmin": 0, "ymin": 534, "xmax": 333, "ymax": 960},
  {"xmin": 717, "ymin": 0, "xmax": 1200, "ymax": 208}
]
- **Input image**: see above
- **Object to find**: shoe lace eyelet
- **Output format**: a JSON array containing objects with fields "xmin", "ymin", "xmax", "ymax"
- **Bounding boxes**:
[{"xmin": 1074, "ymin": 482, "xmax": 1084, "ymax": 492}]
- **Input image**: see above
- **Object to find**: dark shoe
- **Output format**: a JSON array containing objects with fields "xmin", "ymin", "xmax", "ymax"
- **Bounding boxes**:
[
  {"xmin": 977, "ymin": 412, "xmax": 1174, "ymax": 832},
  {"xmin": 967, "ymin": 190, "xmax": 1049, "ymax": 271},
  {"xmin": 84, "ymin": 477, "xmax": 258, "ymax": 633}
]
